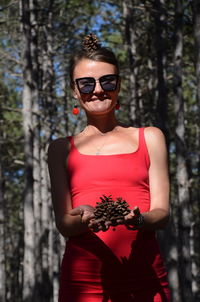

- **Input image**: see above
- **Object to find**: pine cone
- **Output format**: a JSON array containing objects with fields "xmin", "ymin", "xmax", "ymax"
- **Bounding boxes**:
[
  {"xmin": 93, "ymin": 195, "xmax": 131, "ymax": 230},
  {"xmin": 82, "ymin": 33, "xmax": 100, "ymax": 52}
]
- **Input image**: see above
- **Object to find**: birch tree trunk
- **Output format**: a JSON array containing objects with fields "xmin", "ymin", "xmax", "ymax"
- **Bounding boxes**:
[
  {"xmin": 153, "ymin": 0, "xmax": 168, "ymax": 135},
  {"xmin": 122, "ymin": 0, "xmax": 140, "ymax": 126},
  {"xmin": 0, "ymin": 134, "xmax": 5, "ymax": 301},
  {"xmin": 40, "ymin": 5, "xmax": 55, "ymax": 300},
  {"xmin": 192, "ymin": 1, "xmax": 200, "ymax": 299},
  {"xmin": 20, "ymin": 0, "xmax": 36, "ymax": 300},
  {"xmin": 28, "ymin": 3, "xmax": 44, "ymax": 300},
  {"xmin": 173, "ymin": 1, "xmax": 192, "ymax": 301},
  {"xmin": 0, "ymin": 24, "xmax": 6, "ymax": 302},
  {"xmin": 21, "ymin": 1, "xmax": 65, "ymax": 300}
]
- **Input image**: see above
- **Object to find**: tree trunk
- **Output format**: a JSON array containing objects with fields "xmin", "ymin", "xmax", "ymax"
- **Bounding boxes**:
[
  {"xmin": 122, "ymin": 0, "xmax": 140, "ymax": 126},
  {"xmin": 153, "ymin": 0, "xmax": 168, "ymax": 136},
  {"xmin": 173, "ymin": 1, "xmax": 192, "ymax": 301},
  {"xmin": 29, "ymin": 2, "xmax": 44, "ymax": 300},
  {"xmin": 21, "ymin": 63, "xmax": 35, "ymax": 302},
  {"xmin": 192, "ymin": 1, "xmax": 200, "ymax": 300},
  {"xmin": 0, "ymin": 133, "xmax": 6, "ymax": 301},
  {"xmin": 40, "ymin": 3, "xmax": 60, "ymax": 300},
  {"xmin": 20, "ymin": 0, "xmax": 36, "ymax": 300}
]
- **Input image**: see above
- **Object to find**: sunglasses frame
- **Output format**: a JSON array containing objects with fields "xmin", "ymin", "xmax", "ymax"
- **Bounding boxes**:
[{"xmin": 74, "ymin": 74, "xmax": 119, "ymax": 94}]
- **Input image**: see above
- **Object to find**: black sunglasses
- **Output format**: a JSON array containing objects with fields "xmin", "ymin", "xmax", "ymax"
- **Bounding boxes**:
[{"xmin": 75, "ymin": 74, "xmax": 119, "ymax": 94}]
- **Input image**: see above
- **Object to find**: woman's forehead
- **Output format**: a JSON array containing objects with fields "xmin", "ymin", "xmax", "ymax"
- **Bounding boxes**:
[{"xmin": 73, "ymin": 59, "xmax": 117, "ymax": 78}]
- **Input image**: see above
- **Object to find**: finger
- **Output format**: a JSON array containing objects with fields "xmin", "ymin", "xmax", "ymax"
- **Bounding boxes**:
[
  {"xmin": 133, "ymin": 206, "xmax": 140, "ymax": 216},
  {"xmin": 116, "ymin": 219, "xmax": 124, "ymax": 225},
  {"xmin": 88, "ymin": 218, "xmax": 99, "ymax": 228},
  {"xmin": 69, "ymin": 207, "xmax": 83, "ymax": 216},
  {"xmin": 124, "ymin": 212, "xmax": 134, "ymax": 221},
  {"xmin": 86, "ymin": 210, "xmax": 95, "ymax": 217},
  {"xmin": 82, "ymin": 213, "xmax": 94, "ymax": 224}
]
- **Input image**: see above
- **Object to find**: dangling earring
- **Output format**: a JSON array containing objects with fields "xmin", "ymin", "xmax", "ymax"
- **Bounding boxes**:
[
  {"xmin": 72, "ymin": 104, "xmax": 79, "ymax": 115},
  {"xmin": 115, "ymin": 101, "xmax": 120, "ymax": 110}
]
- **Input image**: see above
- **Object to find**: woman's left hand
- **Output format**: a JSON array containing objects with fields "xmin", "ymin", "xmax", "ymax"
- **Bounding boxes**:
[{"xmin": 124, "ymin": 206, "xmax": 144, "ymax": 230}]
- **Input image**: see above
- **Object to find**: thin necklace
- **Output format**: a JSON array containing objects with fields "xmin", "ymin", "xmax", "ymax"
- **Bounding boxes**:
[
  {"xmin": 95, "ymin": 140, "xmax": 107, "ymax": 155},
  {"xmin": 82, "ymin": 125, "xmax": 119, "ymax": 155}
]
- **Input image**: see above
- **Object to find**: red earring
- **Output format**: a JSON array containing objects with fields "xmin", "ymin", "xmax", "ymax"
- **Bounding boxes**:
[
  {"xmin": 115, "ymin": 101, "xmax": 120, "ymax": 110},
  {"xmin": 72, "ymin": 105, "xmax": 79, "ymax": 115}
]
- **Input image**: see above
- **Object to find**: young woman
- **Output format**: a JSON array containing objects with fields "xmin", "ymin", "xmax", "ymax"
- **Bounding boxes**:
[{"xmin": 48, "ymin": 34, "xmax": 170, "ymax": 302}]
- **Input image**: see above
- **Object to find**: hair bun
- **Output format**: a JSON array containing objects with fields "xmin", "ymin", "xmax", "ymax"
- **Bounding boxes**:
[{"xmin": 82, "ymin": 33, "xmax": 100, "ymax": 53}]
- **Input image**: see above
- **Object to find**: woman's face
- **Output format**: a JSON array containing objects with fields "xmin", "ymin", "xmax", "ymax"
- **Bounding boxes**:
[{"xmin": 72, "ymin": 59, "xmax": 120, "ymax": 115}]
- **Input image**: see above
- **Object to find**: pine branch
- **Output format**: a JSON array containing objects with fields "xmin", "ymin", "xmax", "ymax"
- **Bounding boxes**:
[
  {"xmin": 1, "ymin": 106, "xmax": 22, "ymax": 113},
  {"xmin": 0, "ymin": 49, "xmax": 21, "ymax": 66},
  {"xmin": 0, "ymin": 0, "xmax": 19, "ymax": 12}
]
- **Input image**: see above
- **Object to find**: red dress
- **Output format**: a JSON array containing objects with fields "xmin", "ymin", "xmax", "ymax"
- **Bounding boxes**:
[{"xmin": 59, "ymin": 128, "xmax": 170, "ymax": 302}]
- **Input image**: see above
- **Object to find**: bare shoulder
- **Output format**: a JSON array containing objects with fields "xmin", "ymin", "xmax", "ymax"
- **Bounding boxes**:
[
  {"xmin": 144, "ymin": 127, "xmax": 167, "ymax": 156},
  {"xmin": 144, "ymin": 126, "xmax": 166, "ymax": 144},
  {"xmin": 47, "ymin": 137, "xmax": 70, "ymax": 163}
]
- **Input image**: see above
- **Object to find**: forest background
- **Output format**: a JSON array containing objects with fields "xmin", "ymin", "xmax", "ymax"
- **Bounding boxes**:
[{"xmin": 0, "ymin": 0, "xmax": 199, "ymax": 301}]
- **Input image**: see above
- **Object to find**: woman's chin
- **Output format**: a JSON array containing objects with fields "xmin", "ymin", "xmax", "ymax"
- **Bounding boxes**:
[
  {"xmin": 86, "ymin": 106, "xmax": 114, "ymax": 115},
  {"xmin": 85, "ymin": 101, "xmax": 115, "ymax": 114}
]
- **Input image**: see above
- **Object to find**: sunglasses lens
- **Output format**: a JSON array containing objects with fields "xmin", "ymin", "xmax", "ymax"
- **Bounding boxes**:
[
  {"xmin": 100, "ymin": 75, "xmax": 118, "ymax": 91},
  {"xmin": 77, "ymin": 78, "xmax": 95, "ymax": 94}
]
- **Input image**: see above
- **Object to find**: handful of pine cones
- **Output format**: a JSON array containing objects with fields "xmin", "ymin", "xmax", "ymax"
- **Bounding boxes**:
[{"xmin": 93, "ymin": 195, "xmax": 131, "ymax": 231}]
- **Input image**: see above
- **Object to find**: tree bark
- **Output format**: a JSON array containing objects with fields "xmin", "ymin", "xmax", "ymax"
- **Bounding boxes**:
[
  {"xmin": 20, "ymin": 0, "xmax": 36, "ymax": 300},
  {"xmin": 40, "ymin": 2, "xmax": 64, "ymax": 300},
  {"xmin": 153, "ymin": 0, "xmax": 168, "ymax": 136},
  {"xmin": 192, "ymin": 1, "xmax": 200, "ymax": 300},
  {"xmin": 0, "ymin": 131, "xmax": 6, "ymax": 301},
  {"xmin": 173, "ymin": 1, "xmax": 192, "ymax": 301},
  {"xmin": 122, "ymin": 0, "xmax": 140, "ymax": 126}
]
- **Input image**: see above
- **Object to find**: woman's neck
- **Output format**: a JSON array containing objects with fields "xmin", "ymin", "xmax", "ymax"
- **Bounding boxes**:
[{"xmin": 85, "ymin": 112, "xmax": 119, "ymax": 134}]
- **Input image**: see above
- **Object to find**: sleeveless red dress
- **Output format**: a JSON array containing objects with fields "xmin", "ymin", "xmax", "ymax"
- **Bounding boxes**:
[{"xmin": 59, "ymin": 128, "xmax": 170, "ymax": 302}]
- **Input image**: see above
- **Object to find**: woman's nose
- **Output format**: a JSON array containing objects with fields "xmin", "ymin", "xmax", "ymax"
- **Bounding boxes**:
[{"xmin": 93, "ymin": 80, "xmax": 103, "ymax": 93}]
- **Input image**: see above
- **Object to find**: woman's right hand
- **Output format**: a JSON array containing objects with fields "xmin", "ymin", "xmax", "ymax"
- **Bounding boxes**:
[
  {"xmin": 69, "ymin": 205, "xmax": 95, "ymax": 225},
  {"xmin": 70, "ymin": 205, "xmax": 114, "ymax": 233}
]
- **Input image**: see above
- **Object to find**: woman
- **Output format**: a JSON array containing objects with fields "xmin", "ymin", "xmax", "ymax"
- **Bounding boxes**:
[{"xmin": 48, "ymin": 33, "xmax": 170, "ymax": 302}]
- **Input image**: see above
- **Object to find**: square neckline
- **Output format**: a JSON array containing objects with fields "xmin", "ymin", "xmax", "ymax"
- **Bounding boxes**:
[{"xmin": 69, "ymin": 127, "xmax": 141, "ymax": 157}]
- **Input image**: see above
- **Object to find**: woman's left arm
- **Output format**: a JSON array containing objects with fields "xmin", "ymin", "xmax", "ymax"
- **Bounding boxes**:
[
  {"xmin": 142, "ymin": 126, "xmax": 170, "ymax": 230},
  {"xmin": 125, "ymin": 127, "xmax": 170, "ymax": 230}
]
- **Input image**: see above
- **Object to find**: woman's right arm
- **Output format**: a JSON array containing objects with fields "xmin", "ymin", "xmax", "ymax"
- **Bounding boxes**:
[{"xmin": 47, "ymin": 138, "xmax": 93, "ymax": 237}]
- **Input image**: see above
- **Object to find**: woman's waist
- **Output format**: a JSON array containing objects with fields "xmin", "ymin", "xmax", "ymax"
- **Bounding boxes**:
[
  {"xmin": 66, "ymin": 228, "xmax": 161, "ymax": 261},
  {"xmin": 70, "ymin": 183, "xmax": 149, "ymax": 195}
]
